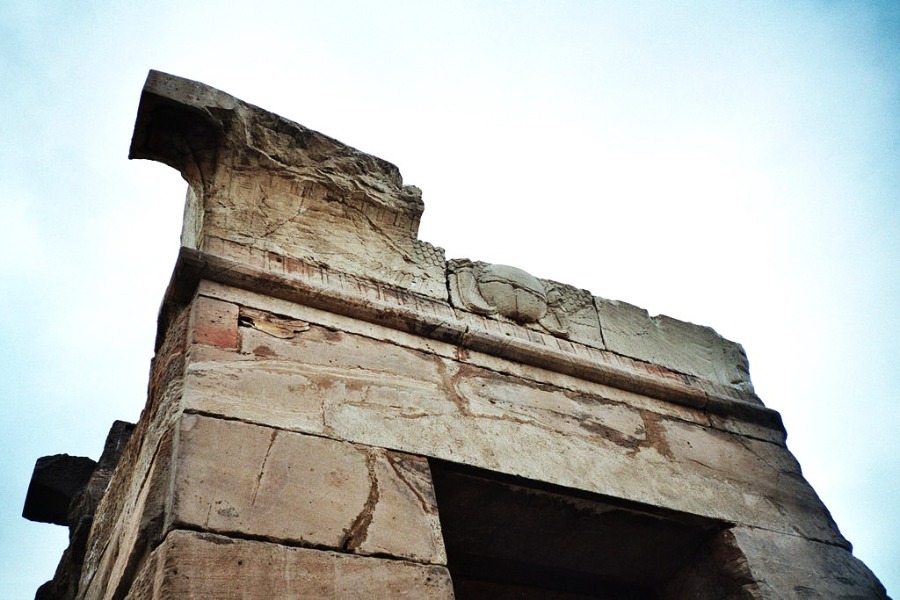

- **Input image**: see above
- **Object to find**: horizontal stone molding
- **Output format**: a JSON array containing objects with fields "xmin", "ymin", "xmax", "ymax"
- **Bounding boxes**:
[
  {"xmin": 163, "ymin": 243, "xmax": 782, "ymax": 432},
  {"xmin": 178, "ymin": 286, "xmax": 841, "ymax": 547}
]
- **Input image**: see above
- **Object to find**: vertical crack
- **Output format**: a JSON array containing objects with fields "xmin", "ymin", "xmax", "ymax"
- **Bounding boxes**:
[
  {"xmin": 384, "ymin": 452, "xmax": 437, "ymax": 515},
  {"xmin": 250, "ymin": 429, "xmax": 278, "ymax": 505},
  {"xmin": 340, "ymin": 449, "xmax": 380, "ymax": 552}
]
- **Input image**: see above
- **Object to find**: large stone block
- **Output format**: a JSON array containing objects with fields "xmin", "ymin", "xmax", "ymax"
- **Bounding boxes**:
[
  {"xmin": 180, "ymin": 295, "xmax": 842, "ymax": 547},
  {"xmin": 730, "ymin": 526, "xmax": 888, "ymax": 599},
  {"xmin": 23, "ymin": 455, "xmax": 97, "ymax": 526},
  {"xmin": 596, "ymin": 297, "xmax": 753, "ymax": 392},
  {"xmin": 170, "ymin": 414, "xmax": 446, "ymax": 565},
  {"xmin": 127, "ymin": 530, "xmax": 453, "ymax": 599},
  {"xmin": 130, "ymin": 70, "xmax": 447, "ymax": 300}
]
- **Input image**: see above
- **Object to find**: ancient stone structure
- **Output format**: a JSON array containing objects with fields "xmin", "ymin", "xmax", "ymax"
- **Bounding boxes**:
[{"xmin": 25, "ymin": 71, "xmax": 887, "ymax": 598}]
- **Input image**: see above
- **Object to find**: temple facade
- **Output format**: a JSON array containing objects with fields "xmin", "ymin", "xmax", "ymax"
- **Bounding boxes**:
[{"xmin": 24, "ymin": 71, "xmax": 886, "ymax": 598}]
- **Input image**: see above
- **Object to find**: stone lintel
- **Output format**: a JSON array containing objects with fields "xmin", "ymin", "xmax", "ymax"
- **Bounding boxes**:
[{"xmin": 162, "ymin": 244, "xmax": 781, "ymax": 432}]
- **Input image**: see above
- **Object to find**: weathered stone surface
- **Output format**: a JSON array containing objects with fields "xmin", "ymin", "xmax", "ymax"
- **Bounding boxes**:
[
  {"xmin": 29, "ymin": 70, "xmax": 885, "ymax": 598},
  {"xmin": 189, "ymin": 295, "xmax": 239, "ymax": 349},
  {"xmin": 34, "ymin": 421, "xmax": 136, "ymax": 600},
  {"xmin": 596, "ymin": 297, "xmax": 754, "ymax": 392},
  {"xmin": 448, "ymin": 259, "xmax": 604, "ymax": 348},
  {"xmin": 170, "ymin": 414, "xmax": 446, "ymax": 564},
  {"xmin": 130, "ymin": 70, "xmax": 447, "ymax": 299},
  {"xmin": 730, "ymin": 526, "xmax": 888, "ymax": 599},
  {"xmin": 23, "ymin": 455, "xmax": 96, "ymax": 525},
  {"xmin": 180, "ymin": 294, "xmax": 842, "ymax": 547},
  {"xmin": 77, "ymin": 305, "xmax": 191, "ymax": 600},
  {"xmin": 127, "ymin": 530, "xmax": 453, "ymax": 599},
  {"xmin": 178, "ymin": 250, "xmax": 769, "ymax": 423},
  {"xmin": 130, "ymin": 70, "xmax": 756, "ymax": 400},
  {"xmin": 195, "ymin": 279, "xmax": 744, "ymax": 432}
]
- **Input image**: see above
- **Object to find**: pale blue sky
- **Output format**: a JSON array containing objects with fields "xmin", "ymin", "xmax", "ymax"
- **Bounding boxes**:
[{"xmin": 2, "ymin": 2, "xmax": 898, "ymax": 596}]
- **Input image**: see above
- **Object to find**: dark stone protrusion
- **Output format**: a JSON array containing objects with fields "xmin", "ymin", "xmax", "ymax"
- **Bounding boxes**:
[{"xmin": 22, "ymin": 455, "xmax": 97, "ymax": 525}]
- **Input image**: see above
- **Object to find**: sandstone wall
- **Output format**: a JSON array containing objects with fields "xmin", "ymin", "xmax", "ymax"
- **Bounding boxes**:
[{"xmin": 27, "ymin": 71, "xmax": 886, "ymax": 599}]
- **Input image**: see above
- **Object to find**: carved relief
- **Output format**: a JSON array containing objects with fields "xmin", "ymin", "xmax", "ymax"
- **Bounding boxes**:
[{"xmin": 448, "ymin": 260, "xmax": 603, "ymax": 347}]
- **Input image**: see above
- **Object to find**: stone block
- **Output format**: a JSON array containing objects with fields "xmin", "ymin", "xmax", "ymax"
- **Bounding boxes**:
[
  {"xmin": 179, "ymin": 303, "xmax": 842, "ymax": 546},
  {"xmin": 130, "ymin": 70, "xmax": 448, "ymax": 300},
  {"xmin": 23, "ymin": 454, "xmax": 97, "ymax": 525},
  {"xmin": 170, "ymin": 414, "xmax": 446, "ymax": 565},
  {"xmin": 596, "ymin": 297, "xmax": 753, "ymax": 392},
  {"xmin": 189, "ymin": 295, "xmax": 239, "ymax": 349},
  {"xmin": 127, "ymin": 530, "xmax": 453, "ymax": 599},
  {"xmin": 730, "ymin": 526, "xmax": 888, "ymax": 598}
]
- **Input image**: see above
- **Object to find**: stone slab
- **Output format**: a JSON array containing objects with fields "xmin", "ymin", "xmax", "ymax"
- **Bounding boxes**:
[
  {"xmin": 22, "ymin": 454, "xmax": 97, "ymax": 525},
  {"xmin": 197, "ymin": 280, "xmax": 750, "ymax": 433},
  {"xmin": 596, "ymin": 297, "xmax": 753, "ymax": 392},
  {"xmin": 731, "ymin": 526, "xmax": 888, "ymax": 598},
  {"xmin": 170, "ymin": 414, "xmax": 446, "ymax": 565},
  {"xmin": 180, "ymin": 299, "xmax": 843, "ymax": 547},
  {"xmin": 126, "ymin": 530, "xmax": 453, "ymax": 599}
]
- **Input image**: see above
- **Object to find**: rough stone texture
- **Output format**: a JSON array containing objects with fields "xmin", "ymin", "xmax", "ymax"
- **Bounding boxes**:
[
  {"xmin": 189, "ymin": 295, "xmax": 239, "ymax": 349},
  {"xmin": 26, "ymin": 71, "xmax": 885, "ymax": 598},
  {"xmin": 130, "ymin": 70, "xmax": 447, "ymax": 300},
  {"xmin": 181, "ymin": 285, "xmax": 842, "ymax": 547},
  {"xmin": 597, "ymin": 297, "xmax": 754, "ymax": 393},
  {"xmin": 170, "ymin": 414, "xmax": 446, "ymax": 564},
  {"xmin": 23, "ymin": 455, "xmax": 97, "ymax": 525},
  {"xmin": 730, "ymin": 526, "xmax": 888, "ymax": 599},
  {"xmin": 126, "ymin": 530, "xmax": 453, "ymax": 599},
  {"xmin": 448, "ymin": 259, "xmax": 604, "ymax": 348}
]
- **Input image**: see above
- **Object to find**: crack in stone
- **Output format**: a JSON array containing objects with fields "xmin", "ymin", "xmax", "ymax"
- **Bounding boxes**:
[
  {"xmin": 434, "ymin": 358, "xmax": 534, "ymax": 427},
  {"xmin": 384, "ymin": 452, "xmax": 436, "ymax": 516},
  {"xmin": 340, "ymin": 200, "xmax": 420, "ymax": 263},
  {"xmin": 260, "ymin": 194, "xmax": 308, "ymax": 238},
  {"xmin": 340, "ymin": 449, "xmax": 380, "ymax": 552},
  {"xmin": 736, "ymin": 437, "xmax": 791, "ymax": 477},
  {"xmin": 250, "ymin": 430, "xmax": 278, "ymax": 505}
]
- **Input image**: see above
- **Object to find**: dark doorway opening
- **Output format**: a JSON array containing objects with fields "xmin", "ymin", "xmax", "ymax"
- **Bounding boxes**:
[{"xmin": 429, "ymin": 460, "xmax": 731, "ymax": 599}]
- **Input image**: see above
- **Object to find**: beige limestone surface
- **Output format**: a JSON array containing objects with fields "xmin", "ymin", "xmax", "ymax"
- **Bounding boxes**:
[
  {"xmin": 170, "ymin": 413, "xmax": 446, "ymax": 564},
  {"xmin": 132, "ymin": 70, "xmax": 760, "ymax": 400},
  {"xmin": 127, "ymin": 530, "xmax": 453, "ymax": 599},
  {"xmin": 44, "ymin": 70, "xmax": 887, "ymax": 599},
  {"xmin": 180, "ymin": 283, "xmax": 842, "ymax": 547}
]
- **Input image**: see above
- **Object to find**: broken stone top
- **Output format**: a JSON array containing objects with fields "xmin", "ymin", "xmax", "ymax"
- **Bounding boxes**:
[{"xmin": 131, "ymin": 70, "xmax": 757, "ymax": 410}]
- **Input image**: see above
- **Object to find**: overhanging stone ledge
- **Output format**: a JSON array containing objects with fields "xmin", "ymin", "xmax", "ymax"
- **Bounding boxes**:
[{"xmin": 158, "ymin": 245, "xmax": 784, "ymax": 434}]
